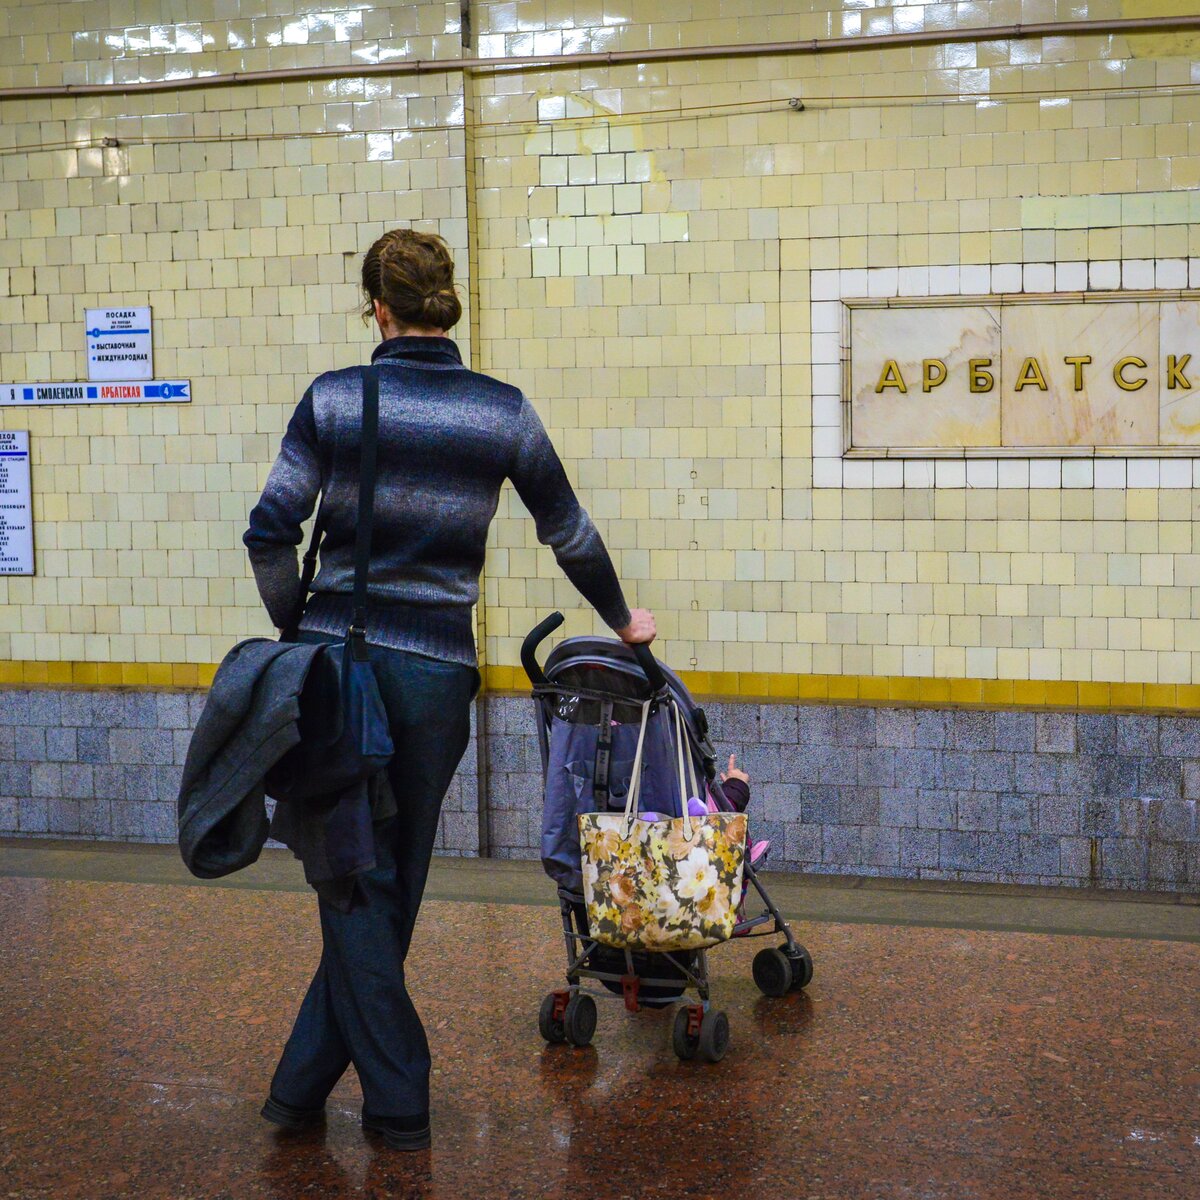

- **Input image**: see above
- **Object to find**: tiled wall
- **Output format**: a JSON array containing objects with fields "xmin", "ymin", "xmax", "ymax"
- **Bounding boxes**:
[
  {"xmin": 469, "ymin": 0, "xmax": 1200, "ymax": 688},
  {"xmin": 0, "ymin": 3, "xmax": 466, "ymax": 87},
  {"xmin": 0, "ymin": 3, "xmax": 471, "ymax": 671},
  {"xmin": 2, "ymin": 1, "xmax": 1200, "ymax": 695},
  {"xmin": 8, "ymin": 685, "xmax": 1198, "ymax": 892}
]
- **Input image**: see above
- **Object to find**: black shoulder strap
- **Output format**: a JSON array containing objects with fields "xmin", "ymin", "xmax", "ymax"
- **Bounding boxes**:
[{"xmin": 350, "ymin": 364, "xmax": 380, "ymax": 660}]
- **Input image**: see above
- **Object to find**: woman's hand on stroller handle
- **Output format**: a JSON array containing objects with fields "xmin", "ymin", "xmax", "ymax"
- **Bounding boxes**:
[
  {"xmin": 616, "ymin": 608, "xmax": 656, "ymax": 645},
  {"xmin": 521, "ymin": 608, "xmax": 666, "ymax": 693},
  {"xmin": 617, "ymin": 610, "xmax": 661, "ymax": 690}
]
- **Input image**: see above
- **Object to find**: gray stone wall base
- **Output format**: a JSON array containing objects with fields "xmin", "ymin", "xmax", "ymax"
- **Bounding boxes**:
[
  {"xmin": 3, "ymin": 687, "xmax": 1199, "ymax": 893},
  {"xmin": 0, "ymin": 688, "xmax": 480, "ymax": 859},
  {"xmin": 477, "ymin": 696, "xmax": 1200, "ymax": 890}
]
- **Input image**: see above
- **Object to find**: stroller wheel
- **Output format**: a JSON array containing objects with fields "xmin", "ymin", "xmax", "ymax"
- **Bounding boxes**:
[
  {"xmin": 538, "ymin": 992, "xmax": 567, "ymax": 1044},
  {"xmin": 752, "ymin": 947, "xmax": 793, "ymax": 997},
  {"xmin": 785, "ymin": 943, "xmax": 814, "ymax": 990},
  {"xmin": 563, "ymin": 994, "xmax": 598, "ymax": 1047},
  {"xmin": 699, "ymin": 1010, "xmax": 730, "ymax": 1063},
  {"xmin": 671, "ymin": 1005, "xmax": 700, "ymax": 1061}
]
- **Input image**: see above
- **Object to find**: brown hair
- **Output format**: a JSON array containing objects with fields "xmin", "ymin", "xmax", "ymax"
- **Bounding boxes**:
[{"xmin": 361, "ymin": 228, "xmax": 462, "ymax": 331}]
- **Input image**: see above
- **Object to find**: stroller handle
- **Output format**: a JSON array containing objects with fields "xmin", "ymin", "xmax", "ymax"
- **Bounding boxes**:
[
  {"xmin": 521, "ymin": 611, "xmax": 565, "ymax": 685},
  {"xmin": 520, "ymin": 610, "xmax": 669, "ymax": 694},
  {"xmin": 630, "ymin": 642, "xmax": 669, "ymax": 695}
]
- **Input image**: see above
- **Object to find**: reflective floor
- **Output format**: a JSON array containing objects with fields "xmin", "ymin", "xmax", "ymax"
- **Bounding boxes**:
[{"xmin": 2, "ymin": 842, "xmax": 1199, "ymax": 1199}]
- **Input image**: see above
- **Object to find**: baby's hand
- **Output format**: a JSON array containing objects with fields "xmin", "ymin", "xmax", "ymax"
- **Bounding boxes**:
[{"xmin": 721, "ymin": 753, "xmax": 749, "ymax": 785}]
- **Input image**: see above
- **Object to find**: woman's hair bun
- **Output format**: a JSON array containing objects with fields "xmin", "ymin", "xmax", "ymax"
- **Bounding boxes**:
[
  {"xmin": 361, "ymin": 229, "xmax": 462, "ymax": 330},
  {"xmin": 419, "ymin": 288, "xmax": 461, "ymax": 330}
]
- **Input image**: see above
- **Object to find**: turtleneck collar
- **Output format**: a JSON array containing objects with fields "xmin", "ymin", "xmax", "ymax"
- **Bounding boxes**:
[{"xmin": 371, "ymin": 336, "xmax": 464, "ymax": 368}]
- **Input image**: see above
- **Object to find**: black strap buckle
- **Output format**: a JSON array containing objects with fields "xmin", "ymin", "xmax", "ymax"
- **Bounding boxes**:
[{"xmin": 593, "ymin": 699, "xmax": 614, "ymax": 808}]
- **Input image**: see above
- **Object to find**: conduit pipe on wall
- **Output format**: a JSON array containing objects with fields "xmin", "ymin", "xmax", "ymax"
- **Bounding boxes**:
[{"xmin": 0, "ymin": 15, "xmax": 1198, "ymax": 101}]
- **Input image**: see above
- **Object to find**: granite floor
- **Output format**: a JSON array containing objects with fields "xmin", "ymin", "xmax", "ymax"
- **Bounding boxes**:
[{"xmin": 1, "ymin": 845, "xmax": 1199, "ymax": 1199}]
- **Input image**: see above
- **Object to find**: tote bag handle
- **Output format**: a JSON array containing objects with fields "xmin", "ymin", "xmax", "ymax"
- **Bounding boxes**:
[
  {"xmin": 619, "ymin": 699, "xmax": 652, "ymax": 839},
  {"xmin": 672, "ymin": 702, "xmax": 698, "ymax": 840},
  {"xmin": 618, "ymin": 699, "xmax": 697, "ymax": 841}
]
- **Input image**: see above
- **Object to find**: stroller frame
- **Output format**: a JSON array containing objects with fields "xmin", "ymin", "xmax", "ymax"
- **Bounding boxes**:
[{"xmin": 524, "ymin": 613, "xmax": 814, "ymax": 1062}]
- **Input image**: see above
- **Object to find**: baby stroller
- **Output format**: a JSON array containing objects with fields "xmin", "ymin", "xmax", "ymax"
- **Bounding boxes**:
[{"xmin": 523, "ymin": 612, "xmax": 813, "ymax": 1063}]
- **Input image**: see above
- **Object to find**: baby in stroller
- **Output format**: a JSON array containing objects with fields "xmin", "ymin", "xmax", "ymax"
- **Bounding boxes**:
[
  {"xmin": 640, "ymin": 751, "xmax": 769, "ymax": 873},
  {"xmin": 635, "ymin": 751, "xmax": 770, "ymax": 922},
  {"xmin": 717, "ymin": 754, "xmax": 770, "ymax": 927},
  {"xmin": 715, "ymin": 754, "xmax": 770, "ymax": 874}
]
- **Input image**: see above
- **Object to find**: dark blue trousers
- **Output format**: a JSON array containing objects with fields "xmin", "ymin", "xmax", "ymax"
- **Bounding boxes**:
[{"xmin": 270, "ymin": 637, "xmax": 478, "ymax": 1119}]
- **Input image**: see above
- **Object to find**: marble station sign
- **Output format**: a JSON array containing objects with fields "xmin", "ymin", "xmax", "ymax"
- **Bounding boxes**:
[{"xmin": 846, "ymin": 295, "xmax": 1200, "ymax": 455}]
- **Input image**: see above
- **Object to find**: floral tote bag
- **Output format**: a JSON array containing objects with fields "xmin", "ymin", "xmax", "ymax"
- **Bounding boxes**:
[{"xmin": 578, "ymin": 699, "xmax": 747, "ymax": 952}]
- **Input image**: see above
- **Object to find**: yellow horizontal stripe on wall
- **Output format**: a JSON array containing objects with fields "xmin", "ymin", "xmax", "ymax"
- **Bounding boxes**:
[
  {"xmin": 483, "ymin": 665, "xmax": 1200, "ymax": 713},
  {"xmin": 1, "ymin": 662, "xmax": 1199, "ymax": 714},
  {"xmin": 0, "ymin": 661, "xmax": 218, "ymax": 689}
]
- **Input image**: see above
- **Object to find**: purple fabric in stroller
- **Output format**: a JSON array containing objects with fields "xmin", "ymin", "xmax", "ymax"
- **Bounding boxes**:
[{"xmin": 540, "ymin": 702, "xmax": 681, "ymax": 892}]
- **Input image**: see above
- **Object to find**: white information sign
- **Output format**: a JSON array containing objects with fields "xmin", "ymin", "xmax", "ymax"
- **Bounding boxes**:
[
  {"xmin": 0, "ymin": 380, "xmax": 190, "ymax": 406},
  {"xmin": 0, "ymin": 431, "xmax": 33, "ymax": 575},
  {"xmin": 85, "ymin": 307, "xmax": 153, "ymax": 381}
]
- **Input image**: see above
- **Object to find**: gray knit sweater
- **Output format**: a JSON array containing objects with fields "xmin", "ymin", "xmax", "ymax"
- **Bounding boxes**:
[{"xmin": 244, "ymin": 337, "xmax": 631, "ymax": 664}]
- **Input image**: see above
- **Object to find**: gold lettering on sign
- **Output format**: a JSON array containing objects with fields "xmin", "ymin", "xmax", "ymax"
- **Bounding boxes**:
[
  {"xmin": 1063, "ymin": 355, "xmax": 1091, "ymax": 391},
  {"xmin": 847, "ymin": 297, "xmax": 1200, "ymax": 455},
  {"xmin": 1167, "ymin": 354, "xmax": 1192, "ymax": 390},
  {"xmin": 1014, "ymin": 357, "xmax": 1048, "ymax": 391},
  {"xmin": 969, "ymin": 359, "xmax": 994, "ymax": 393},
  {"xmin": 922, "ymin": 359, "xmax": 947, "ymax": 392},
  {"xmin": 875, "ymin": 360, "xmax": 907, "ymax": 392},
  {"xmin": 1114, "ymin": 356, "xmax": 1148, "ymax": 391}
]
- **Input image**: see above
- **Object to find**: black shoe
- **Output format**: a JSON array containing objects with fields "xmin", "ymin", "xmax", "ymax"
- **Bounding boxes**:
[
  {"xmin": 362, "ymin": 1110, "xmax": 431, "ymax": 1151},
  {"xmin": 261, "ymin": 1094, "xmax": 325, "ymax": 1131}
]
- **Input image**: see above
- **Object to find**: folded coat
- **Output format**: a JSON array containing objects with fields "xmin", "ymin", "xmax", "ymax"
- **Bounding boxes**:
[{"xmin": 177, "ymin": 636, "xmax": 389, "ymax": 910}]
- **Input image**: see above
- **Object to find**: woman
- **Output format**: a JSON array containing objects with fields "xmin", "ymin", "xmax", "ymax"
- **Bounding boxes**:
[{"xmin": 243, "ymin": 228, "xmax": 655, "ymax": 1150}]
